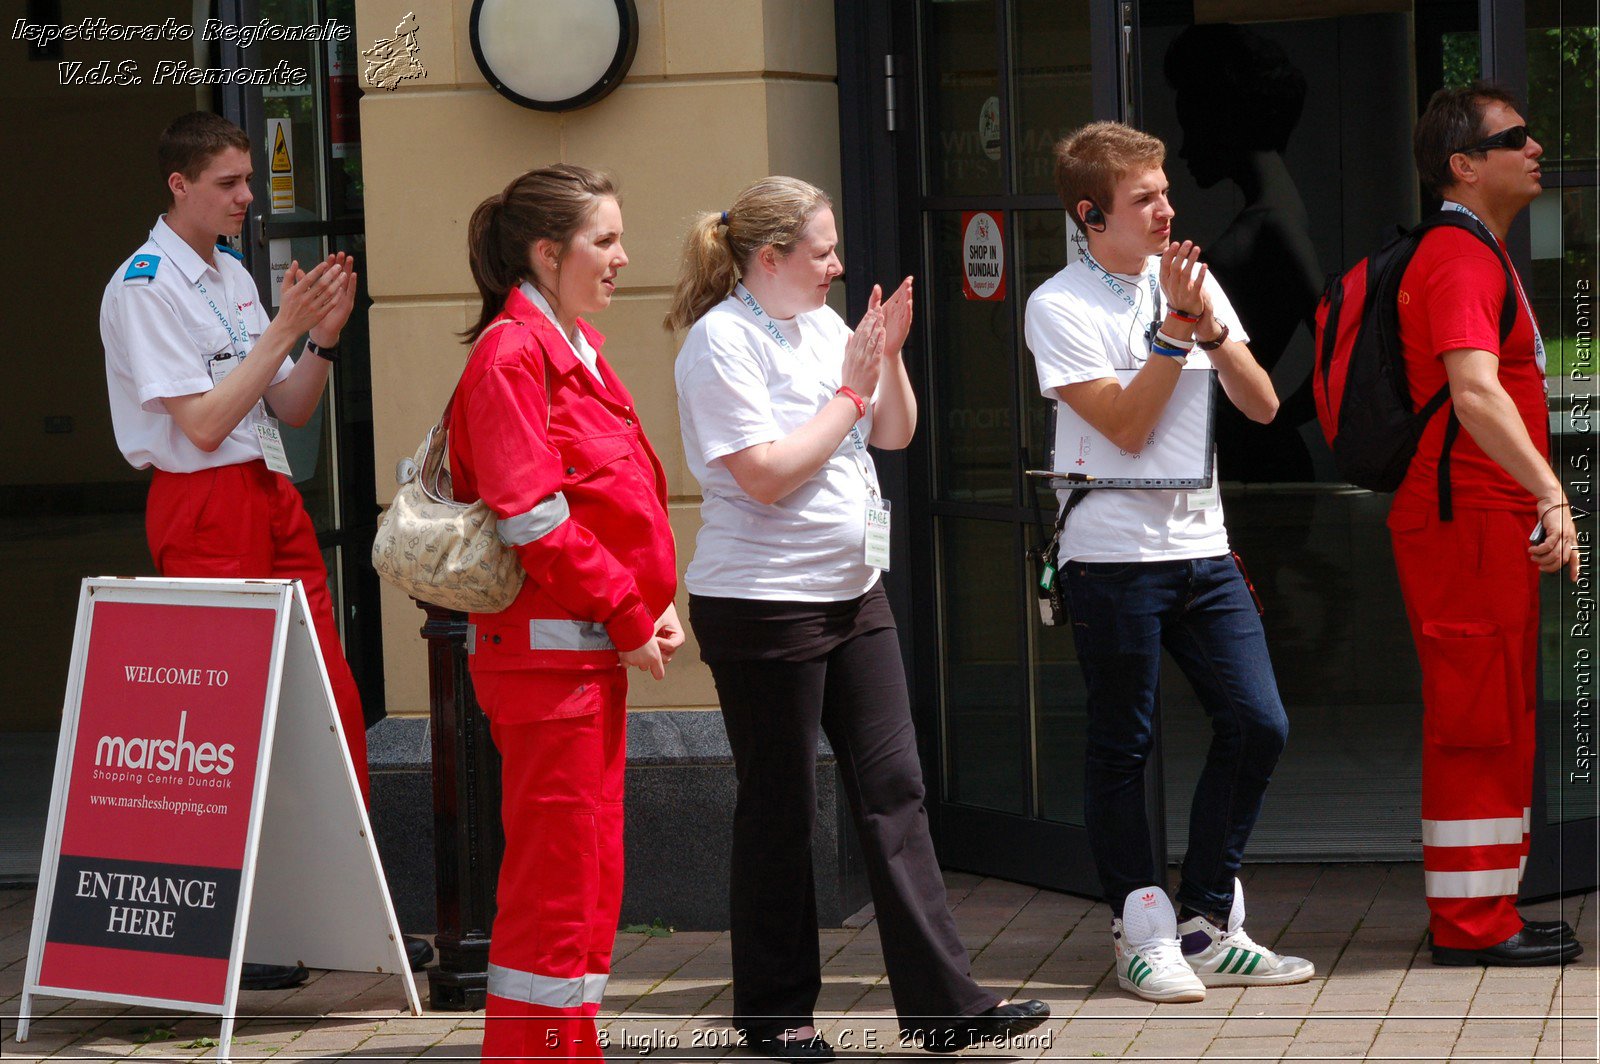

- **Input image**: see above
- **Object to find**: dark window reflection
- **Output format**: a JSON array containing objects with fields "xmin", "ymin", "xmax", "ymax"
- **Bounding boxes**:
[{"xmin": 1165, "ymin": 23, "xmax": 1319, "ymax": 485}]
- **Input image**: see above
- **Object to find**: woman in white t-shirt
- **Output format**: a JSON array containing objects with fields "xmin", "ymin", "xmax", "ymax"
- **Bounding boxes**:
[{"xmin": 667, "ymin": 176, "xmax": 1047, "ymax": 1062}]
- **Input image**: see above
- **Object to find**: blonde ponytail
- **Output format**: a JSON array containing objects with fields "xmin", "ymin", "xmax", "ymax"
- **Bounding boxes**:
[
  {"xmin": 664, "ymin": 176, "xmax": 832, "ymax": 332},
  {"xmin": 664, "ymin": 212, "xmax": 739, "ymax": 331}
]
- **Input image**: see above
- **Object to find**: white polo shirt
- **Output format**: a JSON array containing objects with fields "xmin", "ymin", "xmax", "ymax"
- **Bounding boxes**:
[
  {"xmin": 1025, "ymin": 256, "xmax": 1249, "ymax": 563},
  {"xmin": 675, "ymin": 293, "xmax": 881, "ymax": 601},
  {"xmin": 102, "ymin": 217, "xmax": 288, "ymax": 472}
]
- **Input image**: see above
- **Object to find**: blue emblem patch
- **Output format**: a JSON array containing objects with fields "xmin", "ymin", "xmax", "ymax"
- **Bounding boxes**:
[
  {"xmin": 215, "ymin": 242, "xmax": 244, "ymax": 262},
  {"xmin": 123, "ymin": 255, "xmax": 160, "ymax": 284}
]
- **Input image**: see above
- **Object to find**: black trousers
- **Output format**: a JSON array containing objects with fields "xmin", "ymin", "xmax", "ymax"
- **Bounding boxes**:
[{"xmin": 693, "ymin": 593, "xmax": 996, "ymax": 1039}]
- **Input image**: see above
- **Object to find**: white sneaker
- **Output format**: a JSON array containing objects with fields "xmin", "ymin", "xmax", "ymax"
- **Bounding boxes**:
[
  {"xmin": 1177, "ymin": 878, "xmax": 1315, "ymax": 987},
  {"xmin": 1112, "ymin": 887, "xmax": 1206, "ymax": 1002}
]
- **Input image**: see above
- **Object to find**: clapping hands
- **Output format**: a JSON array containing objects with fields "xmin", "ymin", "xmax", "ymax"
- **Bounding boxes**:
[{"xmin": 1158, "ymin": 241, "xmax": 1208, "ymax": 320}]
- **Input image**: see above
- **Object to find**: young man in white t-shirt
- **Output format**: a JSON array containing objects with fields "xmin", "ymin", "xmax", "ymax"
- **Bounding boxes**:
[{"xmin": 1024, "ymin": 122, "xmax": 1312, "ymax": 1002}]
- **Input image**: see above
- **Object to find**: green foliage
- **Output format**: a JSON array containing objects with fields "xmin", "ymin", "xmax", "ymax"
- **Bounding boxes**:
[
  {"xmin": 622, "ymin": 917, "xmax": 674, "ymax": 937},
  {"xmin": 131, "ymin": 1026, "xmax": 177, "ymax": 1044},
  {"xmin": 1529, "ymin": 24, "xmax": 1599, "ymax": 166},
  {"xmin": 1443, "ymin": 32, "xmax": 1482, "ymax": 88}
]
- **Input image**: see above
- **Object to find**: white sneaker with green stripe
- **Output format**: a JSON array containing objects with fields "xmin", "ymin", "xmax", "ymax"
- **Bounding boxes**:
[
  {"xmin": 1177, "ymin": 878, "xmax": 1314, "ymax": 987},
  {"xmin": 1112, "ymin": 887, "xmax": 1205, "ymax": 1003}
]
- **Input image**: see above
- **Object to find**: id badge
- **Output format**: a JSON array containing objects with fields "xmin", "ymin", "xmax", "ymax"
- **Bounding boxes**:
[
  {"xmin": 255, "ymin": 416, "xmax": 293, "ymax": 476},
  {"xmin": 208, "ymin": 353, "xmax": 239, "ymax": 386},
  {"xmin": 864, "ymin": 499, "xmax": 891, "ymax": 570},
  {"xmin": 1186, "ymin": 485, "xmax": 1219, "ymax": 512}
]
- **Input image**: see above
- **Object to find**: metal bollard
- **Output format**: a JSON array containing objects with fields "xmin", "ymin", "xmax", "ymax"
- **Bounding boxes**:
[{"xmin": 418, "ymin": 601, "xmax": 504, "ymax": 1011}]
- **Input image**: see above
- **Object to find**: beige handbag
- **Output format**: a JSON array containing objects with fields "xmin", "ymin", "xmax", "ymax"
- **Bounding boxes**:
[{"xmin": 371, "ymin": 321, "xmax": 527, "ymax": 613}]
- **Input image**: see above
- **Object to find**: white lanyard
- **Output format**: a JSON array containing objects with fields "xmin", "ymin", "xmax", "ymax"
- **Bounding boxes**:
[
  {"xmin": 734, "ymin": 284, "xmax": 880, "ymax": 504},
  {"xmin": 196, "ymin": 268, "xmax": 291, "ymax": 475},
  {"xmin": 1081, "ymin": 249, "xmax": 1162, "ymax": 314},
  {"xmin": 1440, "ymin": 201, "xmax": 1547, "ymax": 374},
  {"xmin": 194, "ymin": 275, "xmax": 252, "ymax": 356},
  {"xmin": 1081, "ymin": 250, "xmax": 1165, "ymax": 367}
]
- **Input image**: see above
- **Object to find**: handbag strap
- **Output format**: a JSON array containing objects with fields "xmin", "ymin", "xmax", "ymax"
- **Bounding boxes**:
[{"xmin": 421, "ymin": 317, "xmax": 524, "ymax": 501}]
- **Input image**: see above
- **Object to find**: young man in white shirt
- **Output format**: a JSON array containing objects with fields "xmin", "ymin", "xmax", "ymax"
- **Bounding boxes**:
[
  {"xmin": 102, "ymin": 112, "xmax": 431, "ymax": 986},
  {"xmin": 1024, "ymin": 121, "xmax": 1312, "ymax": 1002}
]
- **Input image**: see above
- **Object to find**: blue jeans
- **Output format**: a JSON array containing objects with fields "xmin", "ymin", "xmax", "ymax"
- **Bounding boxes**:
[{"xmin": 1063, "ymin": 554, "xmax": 1288, "ymax": 915}]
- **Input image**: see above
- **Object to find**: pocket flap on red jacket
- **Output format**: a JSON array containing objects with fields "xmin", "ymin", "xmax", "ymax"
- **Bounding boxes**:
[
  {"xmin": 558, "ymin": 434, "xmax": 632, "ymax": 482},
  {"xmin": 471, "ymin": 670, "xmax": 604, "ymax": 726}
]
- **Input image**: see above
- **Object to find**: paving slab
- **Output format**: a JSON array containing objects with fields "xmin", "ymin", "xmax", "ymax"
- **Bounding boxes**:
[{"xmin": 0, "ymin": 866, "xmax": 1593, "ymax": 1062}]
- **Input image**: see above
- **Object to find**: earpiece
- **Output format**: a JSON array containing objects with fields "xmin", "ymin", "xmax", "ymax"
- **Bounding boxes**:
[{"xmin": 1079, "ymin": 200, "xmax": 1107, "ymax": 232}]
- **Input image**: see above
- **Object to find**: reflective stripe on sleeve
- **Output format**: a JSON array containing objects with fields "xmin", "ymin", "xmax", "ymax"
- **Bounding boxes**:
[
  {"xmin": 486, "ymin": 963, "xmax": 608, "ymax": 1008},
  {"xmin": 1420, "ymin": 817, "xmax": 1526, "ymax": 848},
  {"xmin": 498, "ymin": 493, "xmax": 570, "ymax": 546},
  {"xmin": 1423, "ymin": 867, "xmax": 1520, "ymax": 899},
  {"xmin": 530, "ymin": 619, "xmax": 615, "ymax": 652}
]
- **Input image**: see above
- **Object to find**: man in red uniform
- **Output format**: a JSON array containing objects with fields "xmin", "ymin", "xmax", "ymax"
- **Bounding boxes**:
[
  {"xmin": 101, "ymin": 113, "xmax": 400, "ymax": 988},
  {"xmin": 1391, "ymin": 84, "xmax": 1581, "ymax": 966}
]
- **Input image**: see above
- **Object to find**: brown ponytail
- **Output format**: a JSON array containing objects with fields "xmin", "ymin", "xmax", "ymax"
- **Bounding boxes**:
[
  {"xmin": 664, "ymin": 176, "xmax": 832, "ymax": 332},
  {"xmin": 463, "ymin": 164, "xmax": 618, "ymax": 343}
]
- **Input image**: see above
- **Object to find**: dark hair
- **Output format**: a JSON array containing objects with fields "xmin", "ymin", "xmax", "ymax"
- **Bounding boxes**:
[
  {"xmin": 1163, "ymin": 24, "xmax": 1306, "ymax": 153},
  {"xmin": 1414, "ymin": 82, "xmax": 1520, "ymax": 196},
  {"xmin": 1052, "ymin": 122, "xmax": 1165, "ymax": 233},
  {"xmin": 463, "ymin": 164, "xmax": 618, "ymax": 342},
  {"xmin": 158, "ymin": 112, "xmax": 250, "ymax": 188}
]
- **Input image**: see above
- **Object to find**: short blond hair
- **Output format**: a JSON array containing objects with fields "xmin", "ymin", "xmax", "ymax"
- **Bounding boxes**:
[{"xmin": 1053, "ymin": 122, "xmax": 1166, "ymax": 233}]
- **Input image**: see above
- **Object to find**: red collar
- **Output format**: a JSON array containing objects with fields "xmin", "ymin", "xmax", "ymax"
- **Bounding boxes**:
[{"xmin": 503, "ymin": 287, "xmax": 607, "ymax": 377}]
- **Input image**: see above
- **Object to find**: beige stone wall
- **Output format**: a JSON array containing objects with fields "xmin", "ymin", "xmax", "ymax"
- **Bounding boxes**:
[{"xmin": 357, "ymin": 0, "xmax": 841, "ymax": 715}]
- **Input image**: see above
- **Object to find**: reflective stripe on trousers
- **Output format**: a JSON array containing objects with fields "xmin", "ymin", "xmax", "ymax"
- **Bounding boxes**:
[
  {"xmin": 1421, "ymin": 816, "xmax": 1525, "ymax": 848},
  {"xmin": 1424, "ymin": 868, "xmax": 1521, "ymax": 899},
  {"xmin": 487, "ymin": 963, "xmax": 607, "ymax": 1008}
]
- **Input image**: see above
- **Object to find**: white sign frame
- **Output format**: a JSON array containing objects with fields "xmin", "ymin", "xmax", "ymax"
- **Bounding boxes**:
[
  {"xmin": 17, "ymin": 577, "xmax": 420, "ymax": 1062},
  {"xmin": 1034, "ymin": 367, "xmax": 1218, "ymax": 489}
]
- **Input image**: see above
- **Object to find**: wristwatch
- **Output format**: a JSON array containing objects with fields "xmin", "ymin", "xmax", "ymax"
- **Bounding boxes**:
[
  {"xmin": 1196, "ymin": 322, "xmax": 1230, "ymax": 351},
  {"xmin": 306, "ymin": 337, "xmax": 340, "ymax": 362}
]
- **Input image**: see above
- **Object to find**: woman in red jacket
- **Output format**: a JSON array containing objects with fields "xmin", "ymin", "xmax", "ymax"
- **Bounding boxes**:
[{"xmin": 450, "ymin": 164, "xmax": 680, "ymax": 1061}]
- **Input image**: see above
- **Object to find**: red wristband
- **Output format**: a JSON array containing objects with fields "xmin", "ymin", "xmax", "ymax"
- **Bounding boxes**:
[
  {"xmin": 1167, "ymin": 308, "xmax": 1200, "ymax": 324},
  {"xmin": 836, "ymin": 386, "xmax": 867, "ymax": 420}
]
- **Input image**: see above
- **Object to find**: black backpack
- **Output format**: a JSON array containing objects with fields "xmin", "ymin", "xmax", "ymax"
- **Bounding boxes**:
[{"xmin": 1312, "ymin": 211, "xmax": 1517, "ymax": 519}]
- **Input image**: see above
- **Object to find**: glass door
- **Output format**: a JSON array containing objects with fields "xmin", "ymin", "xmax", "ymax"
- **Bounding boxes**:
[
  {"xmin": 903, "ymin": 0, "xmax": 1146, "ymax": 895},
  {"xmin": 218, "ymin": 0, "xmax": 384, "ymax": 719},
  {"xmin": 1522, "ymin": 0, "xmax": 1598, "ymax": 900}
]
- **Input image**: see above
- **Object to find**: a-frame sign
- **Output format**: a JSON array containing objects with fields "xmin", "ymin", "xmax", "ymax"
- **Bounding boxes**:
[{"xmin": 18, "ymin": 578, "xmax": 422, "ymax": 1060}]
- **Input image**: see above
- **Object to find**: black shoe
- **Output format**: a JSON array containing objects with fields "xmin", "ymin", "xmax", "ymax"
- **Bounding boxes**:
[
  {"xmin": 917, "ymin": 999, "xmax": 1051, "ymax": 1054},
  {"xmin": 239, "ymin": 962, "xmax": 310, "ymax": 990},
  {"xmin": 746, "ymin": 1031, "xmax": 835, "ymax": 1061},
  {"xmin": 404, "ymin": 935, "xmax": 434, "ymax": 971},
  {"xmin": 1432, "ymin": 928, "xmax": 1582, "ymax": 967},
  {"xmin": 1522, "ymin": 919, "xmax": 1577, "ymax": 940}
]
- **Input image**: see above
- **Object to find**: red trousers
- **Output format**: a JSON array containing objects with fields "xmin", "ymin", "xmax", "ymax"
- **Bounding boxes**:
[
  {"xmin": 1390, "ymin": 500, "xmax": 1539, "ymax": 949},
  {"xmin": 470, "ymin": 666, "xmax": 628, "ymax": 1062},
  {"xmin": 147, "ymin": 461, "xmax": 370, "ymax": 802}
]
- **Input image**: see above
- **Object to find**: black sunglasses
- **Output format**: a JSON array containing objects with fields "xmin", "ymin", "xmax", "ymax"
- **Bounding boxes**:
[{"xmin": 1456, "ymin": 124, "xmax": 1531, "ymax": 155}]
